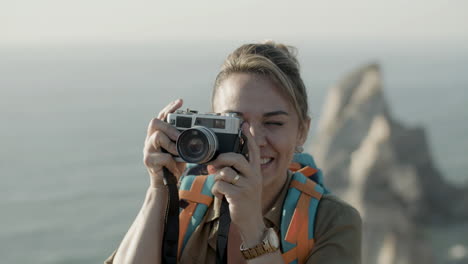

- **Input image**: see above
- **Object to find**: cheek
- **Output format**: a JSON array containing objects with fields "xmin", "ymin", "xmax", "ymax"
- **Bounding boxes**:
[{"xmin": 268, "ymin": 133, "xmax": 297, "ymax": 160}]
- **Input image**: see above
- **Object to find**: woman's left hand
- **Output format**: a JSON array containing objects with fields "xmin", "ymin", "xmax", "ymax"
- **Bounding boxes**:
[{"xmin": 209, "ymin": 122, "xmax": 266, "ymax": 247}]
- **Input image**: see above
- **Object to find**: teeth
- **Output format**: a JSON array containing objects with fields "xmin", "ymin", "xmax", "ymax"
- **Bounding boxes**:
[{"xmin": 261, "ymin": 158, "xmax": 272, "ymax": 165}]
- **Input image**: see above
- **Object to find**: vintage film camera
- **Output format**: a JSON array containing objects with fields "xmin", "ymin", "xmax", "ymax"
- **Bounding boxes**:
[{"xmin": 167, "ymin": 109, "xmax": 247, "ymax": 164}]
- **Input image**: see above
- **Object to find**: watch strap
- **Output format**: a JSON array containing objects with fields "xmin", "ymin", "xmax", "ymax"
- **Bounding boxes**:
[{"xmin": 240, "ymin": 228, "xmax": 278, "ymax": 260}]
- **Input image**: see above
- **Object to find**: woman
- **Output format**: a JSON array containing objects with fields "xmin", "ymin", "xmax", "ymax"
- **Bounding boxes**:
[{"xmin": 106, "ymin": 41, "xmax": 361, "ymax": 264}]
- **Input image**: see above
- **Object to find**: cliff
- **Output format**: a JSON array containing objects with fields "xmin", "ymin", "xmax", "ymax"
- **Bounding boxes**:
[{"xmin": 311, "ymin": 63, "xmax": 468, "ymax": 264}]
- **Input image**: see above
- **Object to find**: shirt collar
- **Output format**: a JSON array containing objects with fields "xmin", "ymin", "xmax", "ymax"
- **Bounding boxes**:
[{"xmin": 263, "ymin": 170, "xmax": 293, "ymax": 232}]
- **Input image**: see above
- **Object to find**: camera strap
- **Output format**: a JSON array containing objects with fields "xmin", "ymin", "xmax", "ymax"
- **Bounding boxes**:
[
  {"xmin": 216, "ymin": 198, "xmax": 231, "ymax": 264},
  {"xmin": 161, "ymin": 165, "xmax": 231, "ymax": 264},
  {"xmin": 161, "ymin": 167, "xmax": 179, "ymax": 264}
]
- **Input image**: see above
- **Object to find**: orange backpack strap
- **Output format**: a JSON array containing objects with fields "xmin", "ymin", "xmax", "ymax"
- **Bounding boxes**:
[
  {"xmin": 177, "ymin": 154, "xmax": 327, "ymax": 263},
  {"xmin": 281, "ymin": 166, "xmax": 325, "ymax": 264},
  {"xmin": 177, "ymin": 174, "xmax": 215, "ymax": 259}
]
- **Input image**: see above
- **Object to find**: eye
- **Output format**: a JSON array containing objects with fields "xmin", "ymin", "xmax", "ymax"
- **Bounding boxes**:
[{"xmin": 265, "ymin": 121, "xmax": 284, "ymax": 126}]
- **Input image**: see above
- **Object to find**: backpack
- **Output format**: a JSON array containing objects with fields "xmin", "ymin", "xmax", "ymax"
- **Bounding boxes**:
[{"xmin": 178, "ymin": 153, "xmax": 328, "ymax": 264}]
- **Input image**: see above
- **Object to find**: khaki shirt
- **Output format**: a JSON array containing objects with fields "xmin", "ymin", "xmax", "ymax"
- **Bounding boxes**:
[{"xmin": 105, "ymin": 171, "xmax": 362, "ymax": 264}]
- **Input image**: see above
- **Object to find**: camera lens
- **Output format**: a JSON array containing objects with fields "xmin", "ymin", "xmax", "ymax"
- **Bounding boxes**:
[
  {"xmin": 187, "ymin": 137, "xmax": 204, "ymax": 156},
  {"xmin": 176, "ymin": 126, "xmax": 218, "ymax": 164}
]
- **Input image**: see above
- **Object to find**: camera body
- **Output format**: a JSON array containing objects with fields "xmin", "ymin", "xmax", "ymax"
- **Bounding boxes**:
[{"xmin": 167, "ymin": 109, "xmax": 247, "ymax": 164}]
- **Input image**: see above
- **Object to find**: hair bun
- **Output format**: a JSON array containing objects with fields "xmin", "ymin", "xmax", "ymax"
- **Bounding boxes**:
[{"xmin": 262, "ymin": 40, "xmax": 300, "ymax": 69}]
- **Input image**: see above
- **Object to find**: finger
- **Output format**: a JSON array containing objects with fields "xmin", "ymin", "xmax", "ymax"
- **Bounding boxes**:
[
  {"xmin": 146, "ymin": 118, "xmax": 180, "ymax": 142},
  {"xmin": 214, "ymin": 167, "xmax": 241, "ymax": 184},
  {"xmin": 207, "ymin": 153, "xmax": 250, "ymax": 178},
  {"xmin": 242, "ymin": 122, "xmax": 261, "ymax": 168},
  {"xmin": 157, "ymin": 99, "xmax": 181, "ymax": 119},
  {"xmin": 157, "ymin": 99, "xmax": 183, "ymax": 120},
  {"xmin": 176, "ymin": 162, "xmax": 187, "ymax": 175},
  {"xmin": 145, "ymin": 130, "xmax": 178, "ymax": 155},
  {"xmin": 143, "ymin": 152, "xmax": 181, "ymax": 176},
  {"xmin": 146, "ymin": 99, "xmax": 183, "ymax": 139},
  {"xmin": 211, "ymin": 179, "xmax": 239, "ymax": 201}
]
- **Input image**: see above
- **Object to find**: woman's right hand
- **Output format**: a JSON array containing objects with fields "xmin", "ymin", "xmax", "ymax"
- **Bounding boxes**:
[{"xmin": 143, "ymin": 99, "xmax": 186, "ymax": 187}]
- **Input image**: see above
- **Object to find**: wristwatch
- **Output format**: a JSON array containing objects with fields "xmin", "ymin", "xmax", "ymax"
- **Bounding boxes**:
[{"xmin": 240, "ymin": 228, "xmax": 279, "ymax": 260}]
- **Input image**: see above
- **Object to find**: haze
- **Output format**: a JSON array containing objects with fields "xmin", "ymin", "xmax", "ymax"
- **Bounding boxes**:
[{"xmin": 3, "ymin": 0, "xmax": 468, "ymax": 46}]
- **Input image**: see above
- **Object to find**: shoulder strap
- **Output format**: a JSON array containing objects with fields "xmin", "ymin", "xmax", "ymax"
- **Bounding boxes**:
[
  {"xmin": 178, "ymin": 174, "xmax": 215, "ymax": 259},
  {"xmin": 178, "ymin": 154, "xmax": 327, "ymax": 263},
  {"xmin": 291, "ymin": 153, "xmax": 328, "ymax": 192},
  {"xmin": 281, "ymin": 157, "xmax": 326, "ymax": 264}
]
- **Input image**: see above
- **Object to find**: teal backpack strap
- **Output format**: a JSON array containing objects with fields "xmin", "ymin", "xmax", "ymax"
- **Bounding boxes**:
[
  {"xmin": 281, "ymin": 153, "xmax": 327, "ymax": 264},
  {"xmin": 292, "ymin": 153, "xmax": 328, "ymax": 193},
  {"xmin": 177, "ymin": 154, "xmax": 327, "ymax": 263},
  {"xmin": 178, "ymin": 174, "xmax": 215, "ymax": 258}
]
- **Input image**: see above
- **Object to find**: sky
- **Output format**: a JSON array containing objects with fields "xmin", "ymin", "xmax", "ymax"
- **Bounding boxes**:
[{"xmin": 2, "ymin": 0, "xmax": 468, "ymax": 46}]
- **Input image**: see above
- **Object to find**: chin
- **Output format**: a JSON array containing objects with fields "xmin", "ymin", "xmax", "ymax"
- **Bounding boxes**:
[{"xmin": 261, "ymin": 161, "xmax": 286, "ymax": 183}]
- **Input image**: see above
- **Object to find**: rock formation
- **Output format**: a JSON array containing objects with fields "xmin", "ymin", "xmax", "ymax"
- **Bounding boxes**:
[{"xmin": 311, "ymin": 64, "xmax": 468, "ymax": 264}]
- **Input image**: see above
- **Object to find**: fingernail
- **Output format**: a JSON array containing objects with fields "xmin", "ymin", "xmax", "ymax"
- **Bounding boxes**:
[{"xmin": 207, "ymin": 165, "xmax": 217, "ymax": 174}]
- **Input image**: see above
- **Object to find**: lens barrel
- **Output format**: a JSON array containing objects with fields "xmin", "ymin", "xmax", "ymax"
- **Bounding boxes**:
[{"xmin": 176, "ymin": 126, "xmax": 218, "ymax": 164}]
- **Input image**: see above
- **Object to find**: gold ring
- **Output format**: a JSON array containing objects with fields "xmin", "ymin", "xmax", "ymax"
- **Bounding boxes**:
[{"xmin": 231, "ymin": 174, "xmax": 241, "ymax": 185}]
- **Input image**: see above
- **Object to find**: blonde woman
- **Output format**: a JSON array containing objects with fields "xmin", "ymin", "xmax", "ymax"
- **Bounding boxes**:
[{"xmin": 106, "ymin": 42, "xmax": 361, "ymax": 264}]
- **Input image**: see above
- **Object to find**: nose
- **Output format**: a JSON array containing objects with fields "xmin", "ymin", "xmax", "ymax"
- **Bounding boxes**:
[{"xmin": 248, "ymin": 123, "xmax": 267, "ymax": 147}]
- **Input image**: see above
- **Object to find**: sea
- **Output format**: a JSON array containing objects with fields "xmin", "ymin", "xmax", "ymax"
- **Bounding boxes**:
[{"xmin": 1, "ymin": 40, "xmax": 467, "ymax": 263}]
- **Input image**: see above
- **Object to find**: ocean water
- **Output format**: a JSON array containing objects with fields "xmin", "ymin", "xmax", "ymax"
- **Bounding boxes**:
[{"xmin": 1, "ymin": 41, "xmax": 467, "ymax": 263}]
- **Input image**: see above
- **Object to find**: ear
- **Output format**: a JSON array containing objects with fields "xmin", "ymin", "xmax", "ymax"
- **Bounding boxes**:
[{"xmin": 297, "ymin": 117, "xmax": 311, "ymax": 147}]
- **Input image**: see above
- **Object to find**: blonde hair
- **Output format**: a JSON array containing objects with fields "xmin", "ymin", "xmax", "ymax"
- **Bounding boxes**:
[{"xmin": 212, "ymin": 41, "xmax": 309, "ymax": 129}]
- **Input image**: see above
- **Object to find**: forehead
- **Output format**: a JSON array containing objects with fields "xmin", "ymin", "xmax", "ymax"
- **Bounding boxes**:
[{"xmin": 213, "ymin": 73, "xmax": 292, "ymax": 114}]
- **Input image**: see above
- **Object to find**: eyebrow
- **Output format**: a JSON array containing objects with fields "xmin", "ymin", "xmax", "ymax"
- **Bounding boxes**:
[{"xmin": 224, "ymin": 110, "xmax": 289, "ymax": 117}]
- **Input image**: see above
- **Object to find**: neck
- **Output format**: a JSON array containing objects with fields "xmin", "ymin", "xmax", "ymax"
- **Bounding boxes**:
[{"xmin": 261, "ymin": 170, "xmax": 289, "ymax": 214}]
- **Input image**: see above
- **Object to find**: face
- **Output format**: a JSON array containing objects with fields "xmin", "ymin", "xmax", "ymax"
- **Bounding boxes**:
[{"xmin": 213, "ymin": 73, "xmax": 309, "ymax": 190}]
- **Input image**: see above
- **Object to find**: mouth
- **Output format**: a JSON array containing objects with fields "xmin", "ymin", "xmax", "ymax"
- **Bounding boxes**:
[{"xmin": 260, "ymin": 157, "xmax": 274, "ymax": 169}]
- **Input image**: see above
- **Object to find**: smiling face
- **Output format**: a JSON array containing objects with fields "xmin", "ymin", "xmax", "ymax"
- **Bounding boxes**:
[{"xmin": 213, "ymin": 73, "xmax": 309, "ymax": 191}]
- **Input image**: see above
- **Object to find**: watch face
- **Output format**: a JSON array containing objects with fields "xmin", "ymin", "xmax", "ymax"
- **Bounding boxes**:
[{"xmin": 267, "ymin": 228, "xmax": 280, "ymax": 248}]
